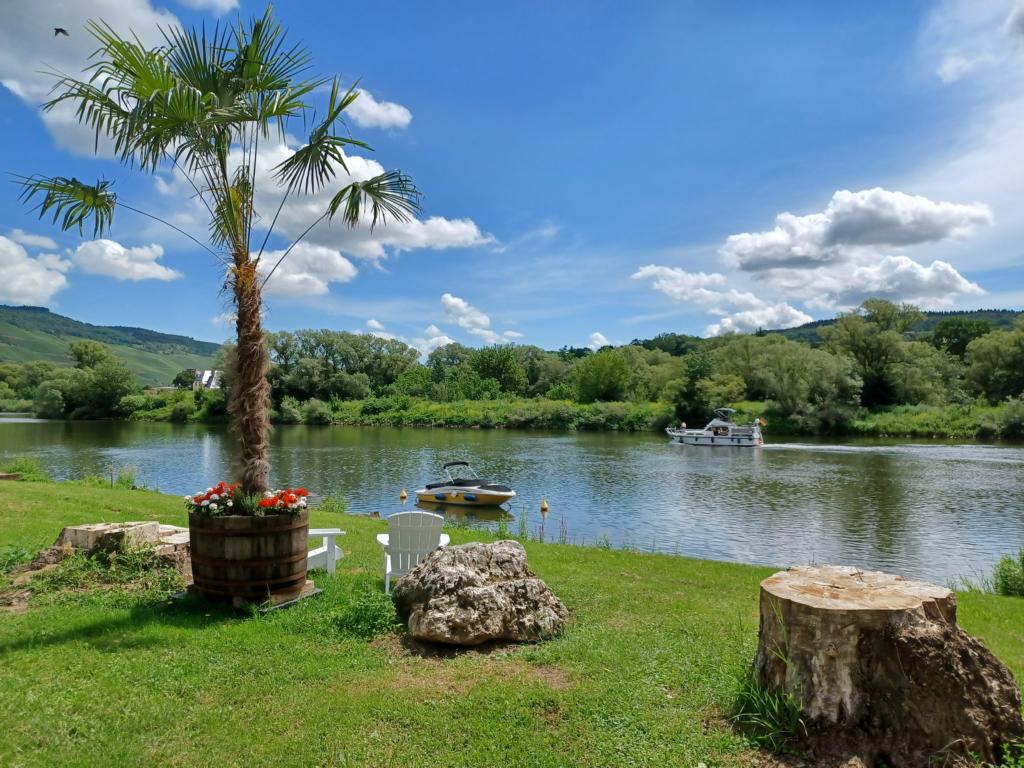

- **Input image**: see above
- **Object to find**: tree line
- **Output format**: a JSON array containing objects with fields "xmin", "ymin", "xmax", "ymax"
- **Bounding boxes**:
[{"xmin": 1, "ymin": 299, "xmax": 1023, "ymax": 436}]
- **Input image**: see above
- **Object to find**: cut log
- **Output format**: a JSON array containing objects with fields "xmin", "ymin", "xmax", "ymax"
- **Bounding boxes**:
[{"xmin": 755, "ymin": 565, "xmax": 1023, "ymax": 766}]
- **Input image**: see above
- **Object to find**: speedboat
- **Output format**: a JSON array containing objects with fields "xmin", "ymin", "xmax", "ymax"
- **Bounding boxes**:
[
  {"xmin": 414, "ymin": 461, "xmax": 516, "ymax": 507},
  {"xmin": 666, "ymin": 408, "xmax": 765, "ymax": 447}
]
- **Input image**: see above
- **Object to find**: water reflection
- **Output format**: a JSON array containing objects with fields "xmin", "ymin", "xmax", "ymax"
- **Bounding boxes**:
[{"xmin": 2, "ymin": 419, "xmax": 1023, "ymax": 584}]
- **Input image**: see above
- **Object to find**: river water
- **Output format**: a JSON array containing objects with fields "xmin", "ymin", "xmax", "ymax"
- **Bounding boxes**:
[{"xmin": 1, "ymin": 417, "xmax": 1022, "ymax": 585}]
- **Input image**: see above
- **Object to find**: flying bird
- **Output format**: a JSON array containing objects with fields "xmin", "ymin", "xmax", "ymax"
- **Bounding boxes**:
[{"xmin": 54, "ymin": 27, "xmax": 69, "ymax": 37}]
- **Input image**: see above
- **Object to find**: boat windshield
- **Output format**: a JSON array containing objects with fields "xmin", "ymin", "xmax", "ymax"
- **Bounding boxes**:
[
  {"xmin": 443, "ymin": 461, "xmax": 479, "ymax": 483},
  {"xmin": 713, "ymin": 407, "xmax": 738, "ymax": 422}
]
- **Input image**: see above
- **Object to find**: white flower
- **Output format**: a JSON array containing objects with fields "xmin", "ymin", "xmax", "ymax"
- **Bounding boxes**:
[
  {"xmin": 183, "ymin": 495, "xmax": 191, "ymax": 501},
  {"xmin": 209, "ymin": 503, "xmax": 218, "ymax": 511},
  {"xmin": 201, "ymin": 500, "xmax": 210, "ymax": 507},
  {"xmin": 226, "ymin": 500, "xmax": 233, "ymax": 507},
  {"xmin": 210, "ymin": 494, "xmax": 219, "ymax": 501},
  {"xmin": 264, "ymin": 491, "xmax": 275, "ymax": 498}
]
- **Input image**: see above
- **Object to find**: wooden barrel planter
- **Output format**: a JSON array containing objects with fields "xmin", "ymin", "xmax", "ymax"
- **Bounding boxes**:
[{"xmin": 188, "ymin": 510, "xmax": 309, "ymax": 602}]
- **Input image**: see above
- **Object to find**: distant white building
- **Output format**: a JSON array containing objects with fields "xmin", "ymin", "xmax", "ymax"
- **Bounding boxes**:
[{"xmin": 191, "ymin": 369, "xmax": 222, "ymax": 390}]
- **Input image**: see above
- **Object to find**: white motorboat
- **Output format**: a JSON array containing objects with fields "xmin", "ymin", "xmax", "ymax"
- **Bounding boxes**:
[{"xmin": 666, "ymin": 408, "xmax": 765, "ymax": 447}]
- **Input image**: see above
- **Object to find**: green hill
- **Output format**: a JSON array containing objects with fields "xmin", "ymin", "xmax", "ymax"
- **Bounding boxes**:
[
  {"xmin": 771, "ymin": 309, "xmax": 1022, "ymax": 345},
  {"xmin": 0, "ymin": 305, "xmax": 220, "ymax": 386}
]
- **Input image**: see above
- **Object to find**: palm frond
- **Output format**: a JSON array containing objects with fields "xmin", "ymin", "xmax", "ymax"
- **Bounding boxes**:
[
  {"xmin": 272, "ymin": 78, "xmax": 370, "ymax": 194},
  {"xmin": 14, "ymin": 175, "xmax": 116, "ymax": 237},
  {"xmin": 231, "ymin": 7, "xmax": 314, "ymax": 94},
  {"xmin": 327, "ymin": 170, "xmax": 421, "ymax": 230}
]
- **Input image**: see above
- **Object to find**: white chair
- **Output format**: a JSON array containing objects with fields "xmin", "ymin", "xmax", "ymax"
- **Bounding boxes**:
[
  {"xmin": 376, "ymin": 511, "xmax": 450, "ymax": 593},
  {"xmin": 307, "ymin": 528, "xmax": 345, "ymax": 574}
]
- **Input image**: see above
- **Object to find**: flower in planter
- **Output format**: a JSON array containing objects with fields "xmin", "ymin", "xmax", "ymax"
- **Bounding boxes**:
[{"xmin": 185, "ymin": 482, "xmax": 308, "ymax": 517}]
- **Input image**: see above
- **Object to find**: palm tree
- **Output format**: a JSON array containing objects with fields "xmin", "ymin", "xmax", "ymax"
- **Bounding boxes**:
[{"xmin": 16, "ymin": 10, "xmax": 420, "ymax": 496}]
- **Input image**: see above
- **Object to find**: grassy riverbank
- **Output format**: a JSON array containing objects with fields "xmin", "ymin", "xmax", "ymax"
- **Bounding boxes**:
[
  {"xmin": 109, "ymin": 387, "xmax": 1024, "ymax": 440},
  {"xmin": 1, "ymin": 482, "xmax": 1023, "ymax": 766}
]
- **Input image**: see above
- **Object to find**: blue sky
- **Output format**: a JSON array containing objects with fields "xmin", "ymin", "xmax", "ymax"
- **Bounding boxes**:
[{"xmin": 1, "ymin": 0, "xmax": 1022, "ymax": 352}]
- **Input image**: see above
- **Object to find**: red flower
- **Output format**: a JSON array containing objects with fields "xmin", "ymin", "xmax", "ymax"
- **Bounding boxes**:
[
  {"xmin": 258, "ymin": 497, "xmax": 278, "ymax": 508},
  {"xmin": 295, "ymin": 488, "xmax": 308, "ymax": 497},
  {"xmin": 193, "ymin": 495, "xmax": 204, "ymax": 504},
  {"xmin": 282, "ymin": 492, "xmax": 297, "ymax": 505}
]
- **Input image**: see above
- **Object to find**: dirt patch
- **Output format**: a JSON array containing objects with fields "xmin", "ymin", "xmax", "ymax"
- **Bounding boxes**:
[
  {"xmin": 0, "ymin": 587, "xmax": 32, "ymax": 613},
  {"xmin": 372, "ymin": 633, "xmax": 574, "ymax": 695},
  {"xmin": 529, "ymin": 664, "xmax": 571, "ymax": 691}
]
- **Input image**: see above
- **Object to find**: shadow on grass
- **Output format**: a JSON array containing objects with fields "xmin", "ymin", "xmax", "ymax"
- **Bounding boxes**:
[
  {"xmin": 397, "ymin": 632, "xmax": 525, "ymax": 660},
  {"xmin": 0, "ymin": 592, "xmax": 245, "ymax": 655}
]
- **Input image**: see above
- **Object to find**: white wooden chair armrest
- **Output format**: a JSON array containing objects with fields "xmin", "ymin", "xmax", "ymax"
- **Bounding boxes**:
[
  {"xmin": 439, "ymin": 534, "xmax": 451, "ymax": 547},
  {"xmin": 307, "ymin": 528, "xmax": 346, "ymax": 575},
  {"xmin": 376, "ymin": 533, "xmax": 390, "ymax": 549}
]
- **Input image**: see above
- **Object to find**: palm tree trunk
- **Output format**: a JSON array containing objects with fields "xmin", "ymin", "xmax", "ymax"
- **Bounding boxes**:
[{"xmin": 230, "ymin": 260, "xmax": 271, "ymax": 494}]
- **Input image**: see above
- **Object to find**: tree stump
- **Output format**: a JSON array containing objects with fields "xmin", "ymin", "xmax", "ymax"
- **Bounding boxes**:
[{"xmin": 755, "ymin": 565, "xmax": 1023, "ymax": 766}]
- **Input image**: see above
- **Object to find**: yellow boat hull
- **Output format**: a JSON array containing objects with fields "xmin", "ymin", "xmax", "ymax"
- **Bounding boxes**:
[{"xmin": 415, "ymin": 489, "xmax": 516, "ymax": 507}]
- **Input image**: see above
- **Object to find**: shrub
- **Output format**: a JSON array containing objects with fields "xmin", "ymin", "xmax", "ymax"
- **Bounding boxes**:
[
  {"xmin": 303, "ymin": 398, "xmax": 333, "ymax": 424},
  {"xmin": 993, "ymin": 550, "xmax": 1024, "ymax": 597},
  {"xmin": 997, "ymin": 397, "xmax": 1024, "ymax": 440},
  {"xmin": 276, "ymin": 396, "xmax": 303, "ymax": 424},
  {"xmin": 169, "ymin": 399, "xmax": 195, "ymax": 422},
  {"xmin": 0, "ymin": 456, "xmax": 51, "ymax": 482},
  {"xmin": 118, "ymin": 393, "xmax": 149, "ymax": 416}
]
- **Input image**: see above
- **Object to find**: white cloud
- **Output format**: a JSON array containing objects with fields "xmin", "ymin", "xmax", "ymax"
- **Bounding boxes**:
[
  {"xmin": 0, "ymin": 0, "xmax": 179, "ymax": 154},
  {"xmin": 440, "ymin": 292, "xmax": 503, "ymax": 343},
  {"xmin": 631, "ymin": 265, "xmax": 813, "ymax": 336},
  {"xmin": 73, "ymin": 239, "xmax": 181, "ymax": 281},
  {"xmin": 0, "ymin": 236, "xmax": 70, "ymax": 305},
  {"xmin": 346, "ymin": 89, "xmax": 413, "ymax": 130},
  {"xmin": 409, "ymin": 325, "xmax": 456, "ymax": 356},
  {"xmin": 705, "ymin": 304, "xmax": 815, "ymax": 336},
  {"xmin": 721, "ymin": 188, "xmax": 991, "ymax": 271},
  {"xmin": 936, "ymin": 53, "xmax": 993, "ymax": 82},
  {"xmin": 256, "ymin": 243, "xmax": 358, "ymax": 297},
  {"xmin": 588, "ymin": 332, "xmax": 609, "ymax": 350},
  {"xmin": 232, "ymin": 141, "xmax": 492, "ymax": 272},
  {"xmin": 9, "ymin": 229, "xmax": 57, "ymax": 250},
  {"xmin": 804, "ymin": 255, "xmax": 984, "ymax": 310},
  {"xmin": 503, "ymin": 330, "xmax": 524, "ymax": 339},
  {"xmin": 212, "ymin": 311, "xmax": 236, "ymax": 327},
  {"xmin": 174, "ymin": 0, "xmax": 239, "ymax": 14},
  {"xmin": 631, "ymin": 266, "xmax": 728, "ymax": 303},
  {"xmin": 366, "ymin": 318, "xmax": 386, "ymax": 331}
]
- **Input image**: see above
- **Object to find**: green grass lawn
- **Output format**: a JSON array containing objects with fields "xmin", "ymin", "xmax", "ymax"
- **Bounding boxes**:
[{"xmin": 1, "ymin": 483, "xmax": 1022, "ymax": 767}]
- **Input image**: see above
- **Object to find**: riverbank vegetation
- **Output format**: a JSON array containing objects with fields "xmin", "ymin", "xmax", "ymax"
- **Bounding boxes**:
[
  {"xmin": 3, "ymin": 299, "xmax": 1024, "ymax": 438},
  {"xmin": 1, "ymin": 481, "xmax": 1022, "ymax": 765}
]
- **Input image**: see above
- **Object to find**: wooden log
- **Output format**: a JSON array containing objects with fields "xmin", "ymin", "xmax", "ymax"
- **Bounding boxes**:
[{"xmin": 755, "ymin": 565, "xmax": 1023, "ymax": 766}]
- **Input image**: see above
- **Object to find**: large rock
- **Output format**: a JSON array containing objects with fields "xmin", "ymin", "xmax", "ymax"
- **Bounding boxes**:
[
  {"xmin": 755, "ymin": 565, "xmax": 1024, "ymax": 766},
  {"xmin": 392, "ymin": 540, "xmax": 568, "ymax": 646}
]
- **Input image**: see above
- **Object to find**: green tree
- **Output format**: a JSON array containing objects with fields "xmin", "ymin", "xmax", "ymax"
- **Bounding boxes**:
[
  {"xmin": 470, "ymin": 345, "xmax": 528, "ymax": 395},
  {"xmin": 965, "ymin": 320, "xmax": 1024, "ymax": 404},
  {"xmin": 860, "ymin": 298, "xmax": 924, "ymax": 333},
  {"xmin": 928, "ymin": 317, "xmax": 992, "ymax": 359},
  {"xmin": 17, "ymin": 10, "xmax": 421, "ymax": 494},
  {"xmin": 575, "ymin": 349, "xmax": 630, "ymax": 403},
  {"xmin": 428, "ymin": 343, "xmax": 475, "ymax": 381},
  {"xmin": 69, "ymin": 340, "xmax": 115, "ymax": 370},
  {"xmin": 821, "ymin": 301, "xmax": 918, "ymax": 406},
  {"xmin": 173, "ymin": 369, "xmax": 196, "ymax": 390}
]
